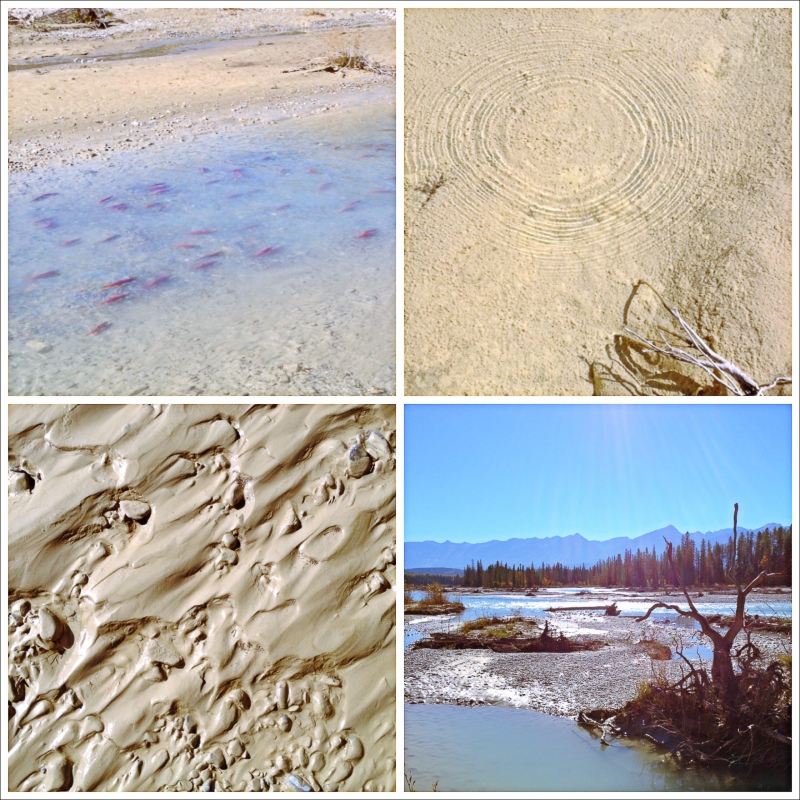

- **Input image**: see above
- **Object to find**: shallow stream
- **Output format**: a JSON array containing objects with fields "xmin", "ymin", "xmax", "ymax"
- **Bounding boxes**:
[{"xmin": 9, "ymin": 95, "xmax": 395, "ymax": 395}]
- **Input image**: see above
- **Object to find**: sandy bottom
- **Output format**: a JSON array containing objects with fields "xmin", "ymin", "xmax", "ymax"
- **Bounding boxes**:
[
  {"xmin": 7, "ymin": 8, "xmax": 396, "ymax": 396},
  {"xmin": 8, "ymin": 404, "xmax": 396, "ymax": 792},
  {"xmin": 404, "ymin": 8, "xmax": 791, "ymax": 395}
]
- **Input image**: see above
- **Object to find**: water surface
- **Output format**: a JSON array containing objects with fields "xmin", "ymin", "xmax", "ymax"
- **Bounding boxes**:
[
  {"xmin": 9, "ymin": 96, "xmax": 395, "ymax": 395},
  {"xmin": 405, "ymin": 704, "xmax": 788, "ymax": 792}
]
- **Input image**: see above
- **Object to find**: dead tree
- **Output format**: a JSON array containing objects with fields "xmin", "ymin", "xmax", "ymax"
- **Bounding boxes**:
[{"xmin": 635, "ymin": 503, "xmax": 778, "ymax": 706}]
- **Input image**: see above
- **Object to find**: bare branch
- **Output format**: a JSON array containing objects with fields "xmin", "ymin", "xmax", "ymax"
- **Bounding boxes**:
[
  {"xmin": 623, "ymin": 307, "xmax": 791, "ymax": 396},
  {"xmin": 635, "ymin": 601, "xmax": 698, "ymax": 622}
]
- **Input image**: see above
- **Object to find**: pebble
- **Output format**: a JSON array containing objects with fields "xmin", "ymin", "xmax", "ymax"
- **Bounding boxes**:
[
  {"xmin": 344, "ymin": 734, "xmax": 364, "ymax": 762},
  {"xmin": 223, "ymin": 482, "xmax": 245, "ymax": 509},
  {"xmin": 284, "ymin": 774, "xmax": 312, "ymax": 792},
  {"xmin": 119, "ymin": 500, "xmax": 151, "ymax": 522},
  {"xmin": 308, "ymin": 752, "xmax": 326, "ymax": 773},
  {"xmin": 38, "ymin": 608, "xmax": 63, "ymax": 642},
  {"xmin": 221, "ymin": 532, "xmax": 239, "ymax": 549},
  {"xmin": 277, "ymin": 714, "xmax": 292, "ymax": 732},
  {"xmin": 26, "ymin": 340, "xmax": 52, "ymax": 353},
  {"xmin": 365, "ymin": 430, "xmax": 391, "ymax": 460},
  {"xmin": 347, "ymin": 441, "xmax": 372, "ymax": 478},
  {"xmin": 8, "ymin": 469, "xmax": 34, "ymax": 494}
]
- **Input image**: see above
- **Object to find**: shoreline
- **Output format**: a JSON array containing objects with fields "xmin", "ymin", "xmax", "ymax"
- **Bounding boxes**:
[{"xmin": 8, "ymin": 8, "xmax": 396, "ymax": 172}]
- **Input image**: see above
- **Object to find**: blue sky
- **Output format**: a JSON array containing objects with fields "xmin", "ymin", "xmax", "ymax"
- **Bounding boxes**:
[{"xmin": 405, "ymin": 404, "xmax": 792, "ymax": 543}]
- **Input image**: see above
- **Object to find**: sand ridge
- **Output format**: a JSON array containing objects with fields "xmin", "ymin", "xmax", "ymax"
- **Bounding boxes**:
[
  {"xmin": 404, "ymin": 8, "xmax": 791, "ymax": 395},
  {"xmin": 8, "ymin": 404, "xmax": 396, "ymax": 792}
]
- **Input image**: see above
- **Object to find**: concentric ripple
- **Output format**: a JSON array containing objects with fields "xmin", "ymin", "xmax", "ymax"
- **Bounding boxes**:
[{"xmin": 406, "ymin": 24, "xmax": 712, "ymax": 270}]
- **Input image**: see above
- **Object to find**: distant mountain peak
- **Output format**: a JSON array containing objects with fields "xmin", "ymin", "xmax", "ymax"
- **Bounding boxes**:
[{"xmin": 405, "ymin": 522, "xmax": 787, "ymax": 570}]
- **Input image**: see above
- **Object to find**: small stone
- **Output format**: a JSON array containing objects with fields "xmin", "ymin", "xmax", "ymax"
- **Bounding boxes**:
[
  {"xmin": 26, "ymin": 340, "xmax": 51, "ymax": 353},
  {"xmin": 221, "ymin": 532, "xmax": 239, "ymax": 549},
  {"xmin": 278, "ymin": 504, "xmax": 301, "ymax": 536},
  {"xmin": 119, "ymin": 500, "xmax": 150, "ymax": 522},
  {"xmin": 207, "ymin": 747, "xmax": 227, "ymax": 770},
  {"xmin": 228, "ymin": 739, "xmax": 245, "ymax": 758},
  {"xmin": 347, "ymin": 442, "xmax": 372, "ymax": 478},
  {"xmin": 284, "ymin": 774, "xmax": 312, "ymax": 792},
  {"xmin": 8, "ymin": 469, "xmax": 34, "ymax": 495},
  {"xmin": 217, "ymin": 547, "xmax": 238, "ymax": 566},
  {"xmin": 38, "ymin": 608, "xmax": 63, "ymax": 642},
  {"xmin": 277, "ymin": 714, "xmax": 292, "ymax": 732},
  {"xmin": 344, "ymin": 734, "xmax": 364, "ymax": 762},
  {"xmin": 310, "ymin": 691, "xmax": 333, "ymax": 720},
  {"xmin": 223, "ymin": 482, "xmax": 245, "ymax": 509},
  {"xmin": 364, "ymin": 430, "xmax": 391, "ymax": 460}
]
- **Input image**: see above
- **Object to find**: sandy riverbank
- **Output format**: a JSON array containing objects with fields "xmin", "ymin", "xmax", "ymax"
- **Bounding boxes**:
[
  {"xmin": 404, "ymin": 8, "xmax": 791, "ymax": 396},
  {"xmin": 8, "ymin": 404, "xmax": 397, "ymax": 791},
  {"xmin": 404, "ymin": 590, "xmax": 790, "ymax": 718},
  {"xmin": 8, "ymin": 7, "xmax": 395, "ymax": 171}
]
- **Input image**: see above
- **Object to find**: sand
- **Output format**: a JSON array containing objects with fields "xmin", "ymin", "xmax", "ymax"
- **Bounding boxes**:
[
  {"xmin": 7, "ymin": 403, "xmax": 396, "ymax": 791},
  {"xmin": 8, "ymin": 7, "xmax": 396, "ymax": 171},
  {"xmin": 404, "ymin": 8, "xmax": 791, "ymax": 396}
]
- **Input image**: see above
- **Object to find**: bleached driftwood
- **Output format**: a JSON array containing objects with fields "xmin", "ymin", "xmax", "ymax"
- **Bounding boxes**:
[{"xmin": 624, "ymin": 307, "xmax": 791, "ymax": 396}]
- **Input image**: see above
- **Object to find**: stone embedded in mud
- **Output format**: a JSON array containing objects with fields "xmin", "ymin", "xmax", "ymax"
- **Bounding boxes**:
[
  {"xmin": 8, "ymin": 468, "xmax": 35, "ymax": 495},
  {"xmin": 284, "ymin": 773, "xmax": 312, "ymax": 792},
  {"xmin": 278, "ymin": 504, "xmax": 302, "ymax": 536},
  {"xmin": 222, "ymin": 482, "xmax": 245, "ymax": 509},
  {"xmin": 277, "ymin": 714, "xmax": 292, "ymax": 732},
  {"xmin": 119, "ymin": 500, "xmax": 151, "ymax": 522},
  {"xmin": 344, "ymin": 734, "xmax": 364, "ymax": 762},
  {"xmin": 347, "ymin": 441, "xmax": 372, "ymax": 478},
  {"xmin": 364, "ymin": 430, "xmax": 391, "ymax": 460},
  {"xmin": 311, "ymin": 690, "xmax": 333, "ymax": 720},
  {"xmin": 38, "ymin": 608, "xmax": 63, "ymax": 643}
]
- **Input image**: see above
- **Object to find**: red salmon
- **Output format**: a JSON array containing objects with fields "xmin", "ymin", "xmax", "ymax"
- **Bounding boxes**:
[
  {"xmin": 145, "ymin": 275, "xmax": 170, "ymax": 288},
  {"xmin": 27, "ymin": 270, "xmax": 60, "ymax": 281},
  {"xmin": 355, "ymin": 229, "xmax": 378, "ymax": 239},
  {"xmin": 187, "ymin": 229, "xmax": 215, "ymax": 235},
  {"xmin": 103, "ymin": 277, "xmax": 136, "ymax": 288},
  {"xmin": 32, "ymin": 192, "xmax": 58, "ymax": 202},
  {"xmin": 191, "ymin": 260, "xmax": 217, "ymax": 271},
  {"xmin": 102, "ymin": 293, "xmax": 128, "ymax": 304},
  {"xmin": 253, "ymin": 246, "xmax": 280, "ymax": 257},
  {"xmin": 89, "ymin": 321, "xmax": 111, "ymax": 335},
  {"xmin": 60, "ymin": 238, "xmax": 81, "ymax": 247}
]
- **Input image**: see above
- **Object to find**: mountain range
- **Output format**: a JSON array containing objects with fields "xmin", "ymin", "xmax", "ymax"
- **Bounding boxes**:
[{"xmin": 405, "ymin": 523, "xmax": 786, "ymax": 571}]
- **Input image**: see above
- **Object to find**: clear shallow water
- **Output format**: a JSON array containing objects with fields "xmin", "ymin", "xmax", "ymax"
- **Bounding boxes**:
[
  {"xmin": 405, "ymin": 704, "xmax": 789, "ymax": 792},
  {"xmin": 9, "ymin": 97, "xmax": 395, "ymax": 395}
]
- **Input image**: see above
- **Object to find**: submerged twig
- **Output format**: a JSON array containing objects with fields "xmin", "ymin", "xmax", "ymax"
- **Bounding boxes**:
[{"xmin": 624, "ymin": 307, "xmax": 791, "ymax": 396}]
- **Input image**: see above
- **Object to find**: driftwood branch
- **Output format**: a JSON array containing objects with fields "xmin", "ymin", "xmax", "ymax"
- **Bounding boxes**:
[{"xmin": 624, "ymin": 307, "xmax": 791, "ymax": 396}]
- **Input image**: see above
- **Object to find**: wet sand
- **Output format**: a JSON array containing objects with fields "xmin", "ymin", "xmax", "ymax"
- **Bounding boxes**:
[
  {"xmin": 8, "ymin": 403, "xmax": 397, "ymax": 791},
  {"xmin": 404, "ymin": 8, "xmax": 791, "ymax": 396},
  {"xmin": 8, "ymin": 8, "xmax": 396, "ymax": 171}
]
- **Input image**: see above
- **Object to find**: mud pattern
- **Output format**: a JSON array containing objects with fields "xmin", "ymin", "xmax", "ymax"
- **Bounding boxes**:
[{"xmin": 8, "ymin": 404, "xmax": 396, "ymax": 792}]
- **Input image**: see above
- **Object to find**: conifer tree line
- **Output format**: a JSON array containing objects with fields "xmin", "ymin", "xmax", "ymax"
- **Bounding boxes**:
[{"xmin": 460, "ymin": 526, "xmax": 792, "ymax": 589}]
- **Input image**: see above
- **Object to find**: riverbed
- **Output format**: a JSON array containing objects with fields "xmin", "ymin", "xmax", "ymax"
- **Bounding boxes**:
[
  {"xmin": 8, "ymin": 96, "xmax": 395, "ymax": 396},
  {"xmin": 404, "ymin": 587, "xmax": 791, "ymax": 790}
]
